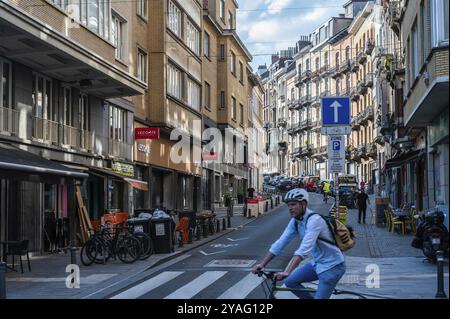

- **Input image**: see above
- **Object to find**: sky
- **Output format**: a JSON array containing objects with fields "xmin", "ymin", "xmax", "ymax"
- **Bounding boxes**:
[{"xmin": 236, "ymin": 0, "xmax": 349, "ymax": 71}]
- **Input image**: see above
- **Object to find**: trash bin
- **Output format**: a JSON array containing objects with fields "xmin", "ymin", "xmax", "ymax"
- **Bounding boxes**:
[
  {"xmin": 375, "ymin": 198, "xmax": 390, "ymax": 227},
  {"xmin": 150, "ymin": 217, "xmax": 174, "ymax": 253},
  {"xmin": 127, "ymin": 218, "xmax": 151, "ymax": 234}
]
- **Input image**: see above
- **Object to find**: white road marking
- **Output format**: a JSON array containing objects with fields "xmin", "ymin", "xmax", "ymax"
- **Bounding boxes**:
[
  {"xmin": 199, "ymin": 250, "xmax": 226, "ymax": 256},
  {"xmin": 164, "ymin": 271, "xmax": 227, "ymax": 299},
  {"xmin": 110, "ymin": 271, "xmax": 183, "ymax": 299},
  {"xmin": 226, "ymin": 237, "xmax": 249, "ymax": 242},
  {"xmin": 217, "ymin": 273, "xmax": 264, "ymax": 299}
]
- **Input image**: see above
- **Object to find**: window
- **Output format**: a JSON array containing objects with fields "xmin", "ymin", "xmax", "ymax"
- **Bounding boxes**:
[
  {"xmin": 112, "ymin": 13, "xmax": 125, "ymax": 60},
  {"xmin": 335, "ymin": 52, "xmax": 340, "ymax": 67},
  {"xmin": 0, "ymin": 58, "xmax": 11, "ymax": 109},
  {"xmin": 231, "ymin": 96, "xmax": 236, "ymax": 119},
  {"xmin": 336, "ymin": 78, "xmax": 341, "ymax": 96},
  {"xmin": 31, "ymin": 73, "xmax": 52, "ymax": 120},
  {"xmin": 228, "ymin": 11, "xmax": 233, "ymax": 29},
  {"xmin": 315, "ymin": 58, "xmax": 320, "ymax": 71},
  {"xmin": 167, "ymin": 0, "xmax": 182, "ymax": 37},
  {"xmin": 240, "ymin": 103, "xmax": 244, "ymax": 125},
  {"xmin": 51, "ymin": 0, "xmax": 68, "ymax": 11},
  {"xmin": 220, "ymin": 44, "xmax": 225, "ymax": 61},
  {"xmin": 186, "ymin": 77, "xmax": 201, "ymax": 111},
  {"xmin": 79, "ymin": 0, "xmax": 110, "ymax": 40},
  {"xmin": 220, "ymin": 91, "xmax": 225, "ymax": 108},
  {"xmin": 137, "ymin": 48, "xmax": 147, "ymax": 82},
  {"xmin": 109, "ymin": 103, "xmax": 127, "ymax": 142},
  {"xmin": 430, "ymin": 0, "xmax": 449, "ymax": 46},
  {"xmin": 345, "ymin": 46, "xmax": 350, "ymax": 61},
  {"xmin": 205, "ymin": 82, "xmax": 211, "ymax": 109},
  {"xmin": 412, "ymin": 21, "xmax": 419, "ymax": 80},
  {"xmin": 167, "ymin": 63, "xmax": 182, "ymax": 100},
  {"xmin": 79, "ymin": 93, "xmax": 89, "ymax": 131},
  {"xmin": 230, "ymin": 51, "xmax": 236, "ymax": 75},
  {"xmin": 239, "ymin": 61, "xmax": 244, "ymax": 83},
  {"xmin": 63, "ymin": 86, "xmax": 73, "ymax": 127},
  {"xmin": 137, "ymin": 0, "xmax": 147, "ymax": 19},
  {"xmin": 220, "ymin": 0, "xmax": 225, "ymax": 20},
  {"xmin": 324, "ymin": 52, "xmax": 328, "ymax": 67},
  {"xmin": 420, "ymin": 1, "xmax": 427, "ymax": 64},
  {"xmin": 204, "ymin": 32, "xmax": 210, "ymax": 57},
  {"xmin": 186, "ymin": 19, "xmax": 200, "ymax": 56}
]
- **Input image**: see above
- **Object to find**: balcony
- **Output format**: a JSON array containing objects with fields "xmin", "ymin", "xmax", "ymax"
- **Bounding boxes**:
[
  {"xmin": 32, "ymin": 116, "xmax": 59, "ymax": 144},
  {"xmin": 109, "ymin": 139, "xmax": 133, "ymax": 160},
  {"xmin": 279, "ymin": 95, "xmax": 286, "ymax": 103},
  {"xmin": 357, "ymin": 80, "xmax": 368, "ymax": 95},
  {"xmin": 0, "ymin": 106, "xmax": 20, "ymax": 136},
  {"xmin": 365, "ymin": 40, "xmax": 375, "ymax": 55},
  {"xmin": 357, "ymin": 50, "xmax": 367, "ymax": 64},
  {"xmin": 339, "ymin": 61, "xmax": 351, "ymax": 74},
  {"xmin": 300, "ymin": 145, "xmax": 312, "ymax": 156},
  {"xmin": 351, "ymin": 147, "xmax": 361, "ymax": 162},
  {"xmin": 277, "ymin": 117, "xmax": 287, "ymax": 128},
  {"xmin": 388, "ymin": 1, "xmax": 402, "ymax": 36},
  {"xmin": 292, "ymin": 147, "xmax": 301, "ymax": 158},
  {"xmin": 288, "ymin": 99, "xmax": 297, "ymax": 110},
  {"xmin": 358, "ymin": 145, "xmax": 369, "ymax": 160},
  {"xmin": 350, "ymin": 87, "xmax": 360, "ymax": 101},
  {"xmin": 311, "ymin": 119, "xmax": 321, "ymax": 131},
  {"xmin": 330, "ymin": 65, "xmax": 341, "ymax": 79},
  {"xmin": 300, "ymin": 70, "xmax": 312, "ymax": 83},
  {"xmin": 310, "ymin": 95, "xmax": 321, "ymax": 107},
  {"xmin": 287, "ymin": 124, "xmax": 296, "ymax": 135},
  {"xmin": 311, "ymin": 69, "xmax": 320, "ymax": 81},
  {"xmin": 302, "ymin": 95, "xmax": 312, "ymax": 107},
  {"xmin": 351, "ymin": 116, "xmax": 360, "ymax": 130},
  {"xmin": 263, "ymin": 122, "xmax": 272, "ymax": 129},
  {"xmin": 366, "ymin": 142, "xmax": 377, "ymax": 158},
  {"xmin": 320, "ymin": 65, "xmax": 330, "ymax": 78},
  {"xmin": 350, "ymin": 58, "xmax": 360, "ymax": 72},
  {"xmin": 365, "ymin": 73, "xmax": 374, "ymax": 88},
  {"xmin": 319, "ymin": 91, "xmax": 330, "ymax": 99},
  {"xmin": 62, "ymin": 125, "xmax": 94, "ymax": 152}
]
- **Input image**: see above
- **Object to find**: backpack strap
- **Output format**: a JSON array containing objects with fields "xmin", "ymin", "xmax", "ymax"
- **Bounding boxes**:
[{"xmin": 293, "ymin": 213, "xmax": 338, "ymax": 247}]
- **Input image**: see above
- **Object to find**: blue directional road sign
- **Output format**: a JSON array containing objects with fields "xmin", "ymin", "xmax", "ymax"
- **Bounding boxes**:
[{"xmin": 322, "ymin": 97, "xmax": 350, "ymax": 126}]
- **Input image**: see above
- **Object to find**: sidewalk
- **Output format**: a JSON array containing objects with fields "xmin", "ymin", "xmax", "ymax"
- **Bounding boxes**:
[{"xmin": 2, "ymin": 202, "xmax": 282, "ymax": 299}]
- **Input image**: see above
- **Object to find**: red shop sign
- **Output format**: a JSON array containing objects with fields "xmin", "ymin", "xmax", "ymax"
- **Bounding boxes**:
[{"xmin": 135, "ymin": 127, "xmax": 160, "ymax": 140}]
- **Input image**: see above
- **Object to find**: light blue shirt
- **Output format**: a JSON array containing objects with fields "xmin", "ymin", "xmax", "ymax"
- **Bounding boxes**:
[{"xmin": 269, "ymin": 209, "xmax": 345, "ymax": 274}]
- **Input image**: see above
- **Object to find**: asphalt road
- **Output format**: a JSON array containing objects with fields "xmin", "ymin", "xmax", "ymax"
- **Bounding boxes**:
[{"xmin": 105, "ymin": 193, "xmax": 334, "ymax": 299}]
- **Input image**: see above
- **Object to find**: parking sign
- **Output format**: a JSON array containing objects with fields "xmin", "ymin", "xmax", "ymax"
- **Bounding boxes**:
[{"xmin": 328, "ymin": 135, "xmax": 345, "ymax": 173}]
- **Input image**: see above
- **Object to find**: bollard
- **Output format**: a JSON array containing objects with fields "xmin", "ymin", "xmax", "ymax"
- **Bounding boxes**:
[
  {"xmin": 271, "ymin": 199, "xmax": 273, "ymax": 209},
  {"xmin": 196, "ymin": 225, "xmax": 201, "ymax": 241},
  {"xmin": 70, "ymin": 245, "xmax": 77, "ymax": 265},
  {"xmin": 202, "ymin": 220, "xmax": 208, "ymax": 238},
  {"xmin": 435, "ymin": 250, "xmax": 447, "ymax": 298},
  {"xmin": 222, "ymin": 218, "xmax": 226, "ymax": 231},
  {"xmin": 188, "ymin": 228, "xmax": 193, "ymax": 244},
  {"xmin": 0, "ymin": 262, "xmax": 6, "ymax": 299},
  {"xmin": 227, "ymin": 215, "xmax": 231, "ymax": 228},
  {"xmin": 216, "ymin": 220, "xmax": 220, "ymax": 233},
  {"xmin": 248, "ymin": 209, "xmax": 252, "ymax": 219}
]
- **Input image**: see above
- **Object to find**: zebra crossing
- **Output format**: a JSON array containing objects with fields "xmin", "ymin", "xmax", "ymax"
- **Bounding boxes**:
[{"xmin": 110, "ymin": 270, "xmax": 301, "ymax": 299}]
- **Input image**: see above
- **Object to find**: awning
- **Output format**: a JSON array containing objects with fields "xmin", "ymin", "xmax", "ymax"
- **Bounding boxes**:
[
  {"xmin": 124, "ymin": 178, "xmax": 149, "ymax": 191},
  {"xmin": 383, "ymin": 149, "xmax": 425, "ymax": 170},
  {"xmin": 89, "ymin": 166, "xmax": 148, "ymax": 191},
  {"xmin": 0, "ymin": 143, "xmax": 88, "ymax": 179}
]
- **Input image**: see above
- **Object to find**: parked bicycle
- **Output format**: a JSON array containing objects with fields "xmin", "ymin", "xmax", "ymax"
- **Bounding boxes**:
[{"xmin": 80, "ymin": 222, "xmax": 149, "ymax": 266}]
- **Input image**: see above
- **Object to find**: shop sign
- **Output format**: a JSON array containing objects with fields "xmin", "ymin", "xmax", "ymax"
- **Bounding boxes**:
[
  {"xmin": 112, "ymin": 162, "xmax": 134, "ymax": 177},
  {"xmin": 137, "ymin": 143, "xmax": 150, "ymax": 155},
  {"xmin": 135, "ymin": 127, "xmax": 160, "ymax": 140}
]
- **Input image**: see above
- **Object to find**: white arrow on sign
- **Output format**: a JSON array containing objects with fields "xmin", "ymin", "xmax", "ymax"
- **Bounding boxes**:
[
  {"xmin": 226, "ymin": 237, "xmax": 249, "ymax": 242},
  {"xmin": 330, "ymin": 101, "xmax": 342, "ymax": 123},
  {"xmin": 199, "ymin": 250, "xmax": 226, "ymax": 256}
]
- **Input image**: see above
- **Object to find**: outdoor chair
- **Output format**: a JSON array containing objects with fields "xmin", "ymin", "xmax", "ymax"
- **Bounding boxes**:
[
  {"xmin": 387, "ymin": 210, "xmax": 405, "ymax": 235},
  {"xmin": 5, "ymin": 240, "xmax": 31, "ymax": 273},
  {"xmin": 403, "ymin": 207, "xmax": 418, "ymax": 234}
]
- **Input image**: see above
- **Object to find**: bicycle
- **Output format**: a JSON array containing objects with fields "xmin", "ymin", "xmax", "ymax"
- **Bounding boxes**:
[
  {"xmin": 323, "ymin": 191, "xmax": 329, "ymax": 204},
  {"xmin": 256, "ymin": 270, "xmax": 368, "ymax": 299}
]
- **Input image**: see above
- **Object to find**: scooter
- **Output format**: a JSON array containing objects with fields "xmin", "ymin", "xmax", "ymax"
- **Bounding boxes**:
[{"xmin": 412, "ymin": 209, "xmax": 449, "ymax": 262}]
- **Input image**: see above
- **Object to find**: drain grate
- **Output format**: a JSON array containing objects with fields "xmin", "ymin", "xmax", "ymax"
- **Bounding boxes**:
[{"xmin": 204, "ymin": 259, "xmax": 257, "ymax": 268}]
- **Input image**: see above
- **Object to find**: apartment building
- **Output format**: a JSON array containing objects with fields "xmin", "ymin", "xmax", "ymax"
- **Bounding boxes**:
[
  {"xmin": 381, "ymin": 0, "xmax": 449, "ymax": 210},
  {"xmin": 0, "ymin": 0, "xmax": 147, "ymax": 252},
  {"xmin": 201, "ymin": 0, "xmax": 252, "ymax": 208}
]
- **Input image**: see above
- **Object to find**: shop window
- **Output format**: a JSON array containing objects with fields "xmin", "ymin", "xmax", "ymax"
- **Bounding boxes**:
[{"xmin": 107, "ymin": 179, "xmax": 124, "ymax": 211}]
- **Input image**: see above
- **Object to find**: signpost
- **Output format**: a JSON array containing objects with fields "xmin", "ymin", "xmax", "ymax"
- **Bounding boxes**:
[{"xmin": 322, "ymin": 97, "xmax": 351, "ymax": 211}]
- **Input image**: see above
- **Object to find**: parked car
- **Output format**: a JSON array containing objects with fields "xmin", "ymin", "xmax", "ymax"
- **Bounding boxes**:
[
  {"xmin": 277, "ymin": 178, "xmax": 294, "ymax": 192},
  {"xmin": 303, "ymin": 176, "xmax": 320, "ymax": 192}
]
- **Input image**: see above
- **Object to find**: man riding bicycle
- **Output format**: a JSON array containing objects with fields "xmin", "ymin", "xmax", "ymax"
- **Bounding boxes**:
[
  {"xmin": 251, "ymin": 188, "xmax": 346, "ymax": 299},
  {"xmin": 323, "ymin": 181, "xmax": 330, "ymax": 203}
]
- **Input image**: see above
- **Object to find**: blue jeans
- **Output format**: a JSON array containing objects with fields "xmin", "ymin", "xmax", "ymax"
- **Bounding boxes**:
[{"xmin": 284, "ymin": 262, "xmax": 346, "ymax": 299}]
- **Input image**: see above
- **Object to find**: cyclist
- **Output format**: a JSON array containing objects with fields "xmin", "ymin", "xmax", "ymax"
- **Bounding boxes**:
[
  {"xmin": 251, "ymin": 188, "xmax": 346, "ymax": 299},
  {"xmin": 322, "ymin": 180, "xmax": 330, "ymax": 203}
]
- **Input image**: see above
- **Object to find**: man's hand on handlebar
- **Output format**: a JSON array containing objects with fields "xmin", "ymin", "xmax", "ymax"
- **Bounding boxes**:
[
  {"xmin": 251, "ymin": 263, "xmax": 264, "ymax": 274},
  {"xmin": 274, "ymin": 271, "xmax": 289, "ymax": 281}
]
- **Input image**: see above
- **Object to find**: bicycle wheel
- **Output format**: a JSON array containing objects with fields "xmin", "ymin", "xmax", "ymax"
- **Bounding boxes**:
[
  {"xmin": 117, "ymin": 235, "xmax": 141, "ymax": 264},
  {"xmin": 134, "ymin": 232, "xmax": 154, "ymax": 260},
  {"xmin": 92, "ymin": 238, "xmax": 111, "ymax": 264},
  {"xmin": 80, "ymin": 239, "xmax": 98, "ymax": 266}
]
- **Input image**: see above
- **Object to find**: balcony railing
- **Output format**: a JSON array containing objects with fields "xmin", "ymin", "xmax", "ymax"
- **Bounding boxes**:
[
  {"xmin": 330, "ymin": 65, "xmax": 341, "ymax": 79},
  {"xmin": 109, "ymin": 139, "xmax": 133, "ymax": 160},
  {"xmin": 277, "ymin": 117, "xmax": 287, "ymax": 127},
  {"xmin": 311, "ymin": 95, "xmax": 321, "ymax": 106},
  {"xmin": 365, "ymin": 73, "xmax": 374, "ymax": 88},
  {"xmin": 351, "ymin": 116, "xmax": 360, "ymax": 129},
  {"xmin": 62, "ymin": 125, "xmax": 94, "ymax": 151},
  {"xmin": 365, "ymin": 40, "xmax": 375, "ymax": 55},
  {"xmin": 350, "ymin": 87, "xmax": 360, "ymax": 101},
  {"xmin": 300, "ymin": 70, "xmax": 312, "ymax": 83},
  {"xmin": 32, "ymin": 116, "xmax": 59, "ymax": 144},
  {"xmin": 320, "ymin": 65, "xmax": 329, "ymax": 77},
  {"xmin": 357, "ymin": 80, "xmax": 368, "ymax": 95},
  {"xmin": 302, "ymin": 95, "xmax": 312, "ymax": 107},
  {"xmin": 319, "ymin": 90, "xmax": 330, "ymax": 99},
  {"xmin": 350, "ymin": 58, "xmax": 360, "ymax": 72},
  {"xmin": 339, "ymin": 61, "xmax": 351, "ymax": 74},
  {"xmin": 279, "ymin": 95, "xmax": 286, "ymax": 103},
  {"xmin": 357, "ymin": 50, "xmax": 367, "ymax": 64},
  {"xmin": 311, "ymin": 69, "xmax": 320, "ymax": 80},
  {"xmin": 0, "ymin": 106, "xmax": 20, "ymax": 136}
]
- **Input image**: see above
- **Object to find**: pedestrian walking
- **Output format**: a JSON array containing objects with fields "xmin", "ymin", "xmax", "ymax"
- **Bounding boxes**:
[{"xmin": 356, "ymin": 188, "xmax": 370, "ymax": 224}]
